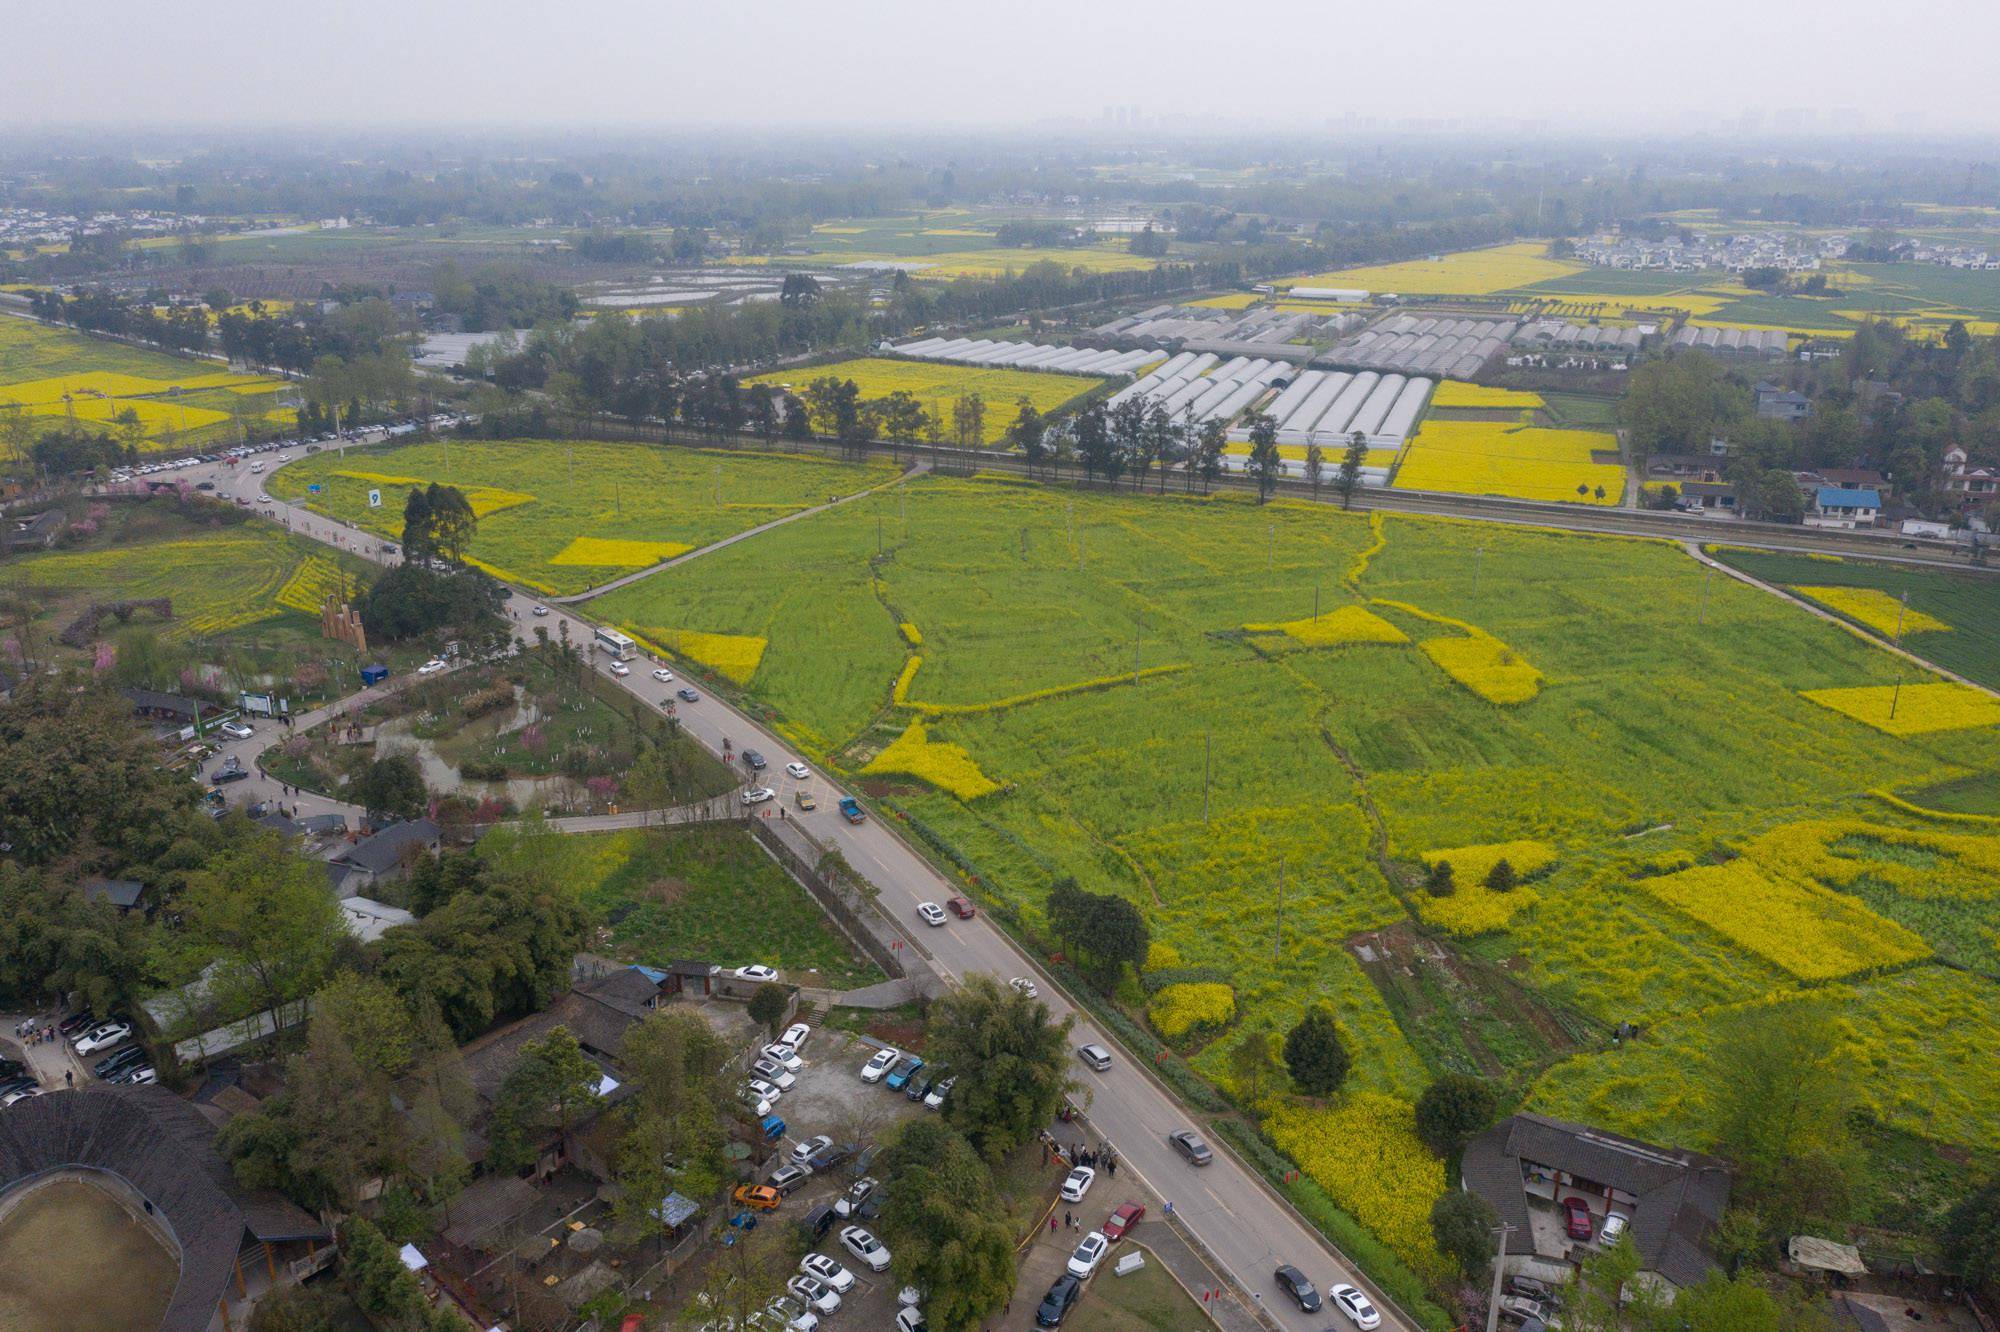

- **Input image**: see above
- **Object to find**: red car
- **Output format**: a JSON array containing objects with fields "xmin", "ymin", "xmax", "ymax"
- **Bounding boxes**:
[
  {"xmin": 1102, "ymin": 1202, "xmax": 1145, "ymax": 1241},
  {"xmin": 946, "ymin": 896, "xmax": 976, "ymax": 919},
  {"xmin": 1560, "ymin": 1195, "xmax": 1594, "ymax": 1241}
]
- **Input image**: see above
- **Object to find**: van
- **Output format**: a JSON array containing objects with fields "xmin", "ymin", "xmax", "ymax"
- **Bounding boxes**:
[{"xmin": 799, "ymin": 1203, "xmax": 836, "ymax": 1244}]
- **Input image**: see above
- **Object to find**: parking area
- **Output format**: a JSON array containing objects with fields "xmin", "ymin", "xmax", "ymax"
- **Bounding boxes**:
[
  {"xmin": 2, "ymin": 1010, "xmax": 154, "ymax": 1106},
  {"xmin": 746, "ymin": 1026, "xmax": 931, "ymax": 1329}
]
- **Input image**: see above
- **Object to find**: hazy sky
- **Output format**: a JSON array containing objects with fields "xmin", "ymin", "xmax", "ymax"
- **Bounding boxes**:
[{"xmin": 10, "ymin": 0, "xmax": 2000, "ymax": 135}]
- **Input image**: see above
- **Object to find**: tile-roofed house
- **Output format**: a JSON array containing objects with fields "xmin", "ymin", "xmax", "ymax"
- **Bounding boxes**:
[
  {"xmin": 330, "ymin": 818, "xmax": 441, "ymax": 886},
  {"xmin": 81, "ymin": 875, "xmax": 151, "ymax": 914},
  {"xmin": 1461, "ymin": 1112, "xmax": 1732, "ymax": 1293},
  {"xmin": 4, "ymin": 509, "xmax": 62, "ymax": 551}
]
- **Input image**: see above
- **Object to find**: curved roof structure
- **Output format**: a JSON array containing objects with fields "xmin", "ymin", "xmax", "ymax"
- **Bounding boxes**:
[{"xmin": 0, "ymin": 1086, "xmax": 319, "ymax": 1332}]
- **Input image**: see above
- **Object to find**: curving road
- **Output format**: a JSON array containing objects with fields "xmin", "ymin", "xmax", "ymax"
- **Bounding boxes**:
[{"xmin": 186, "ymin": 451, "xmax": 1415, "ymax": 1332}]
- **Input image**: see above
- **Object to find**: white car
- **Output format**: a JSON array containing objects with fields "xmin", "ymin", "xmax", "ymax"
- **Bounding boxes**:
[
  {"xmin": 417, "ymin": 658, "xmax": 447, "ymax": 675},
  {"xmin": 249, "ymin": 461, "xmax": 264, "ymax": 472},
  {"xmin": 218, "ymin": 721, "xmax": 254, "ymax": 739},
  {"xmin": 742, "ymin": 786, "xmax": 776, "ymax": 806},
  {"xmin": 860, "ymin": 1048, "xmax": 900, "ymax": 1083},
  {"xmin": 745, "ymin": 1077, "xmax": 784, "ymax": 1103},
  {"xmin": 532, "ymin": 604, "xmax": 549, "ymax": 616},
  {"xmin": 916, "ymin": 902, "xmax": 948, "ymax": 927},
  {"xmin": 923, "ymin": 1076, "xmax": 955, "ymax": 1111},
  {"xmin": 609, "ymin": 661, "xmax": 630, "ymax": 677},
  {"xmin": 739, "ymin": 1086, "xmax": 772, "ymax": 1116},
  {"xmin": 1067, "ymin": 1231, "xmax": 1109, "ymax": 1279},
  {"xmin": 735, "ymin": 964, "xmax": 779, "ymax": 983},
  {"xmin": 798, "ymin": 1254, "xmax": 855, "ymax": 1293},
  {"xmin": 75, "ymin": 1022, "xmax": 132, "ymax": 1055},
  {"xmin": 1329, "ymin": 1283, "xmax": 1382, "ymax": 1329},
  {"xmin": 839, "ymin": 1226, "xmax": 891, "ymax": 1272},
  {"xmin": 781, "ymin": 1022, "xmax": 811, "ymax": 1050},
  {"xmin": 785, "ymin": 761, "xmax": 810, "ymax": 780},
  {"xmin": 1600, "ymin": 1211, "xmax": 1630, "ymax": 1244},
  {"xmin": 791, "ymin": 1134, "xmax": 833, "ymax": 1166},
  {"xmin": 787, "ymin": 1275, "xmax": 840, "ymax": 1316},
  {"xmin": 898, "ymin": 1286, "xmax": 922, "ymax": 1309},
  {"xmin": 768, "ymin": 1296, "xmax": 818, "ymax": 1332},
  {"xmin": 1059, "ymin": 1165, "xmax": 1096, "ymax": 1203},
  {"xmin": 2, "ymin": 1086, "xmax": 41, "ymax": 1107},
  {"xmin": 834, "ymin": 1177, "xmax": 876, "ymax": 1218},
  {"xmin": 895, "ymin": 1307, "xmax": 926, "ymax": 1332},
  {"xmin": 652, "ymin": 668, "xmax": 674, "ymax": 682},
  {"xmin": 751, "ymin": 1059, "xmax": 797, "ymax": 1091},
  {"xmin": 763, "ymin": 1042, "xmax": 803, "ymax": 1071},
  {"xmin": 1009, "ymin": 977, "xmax": 1038, "ymax": 998}
]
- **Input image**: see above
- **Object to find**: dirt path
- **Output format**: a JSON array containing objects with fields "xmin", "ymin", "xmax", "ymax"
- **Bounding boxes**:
[{"xmin": 1684, "ymin": 541, "xmax": 2000, "ymax": 699}]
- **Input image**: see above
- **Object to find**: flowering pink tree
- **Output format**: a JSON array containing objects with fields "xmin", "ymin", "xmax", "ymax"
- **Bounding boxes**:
[{"xmin": 92, "ymin": 642, "xmax": 116, "ymax": 677}]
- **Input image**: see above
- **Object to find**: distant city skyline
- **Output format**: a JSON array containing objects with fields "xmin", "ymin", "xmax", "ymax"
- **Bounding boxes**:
[{"xmin": 5, "ymin": 0, "xmax": 2000, "ymax": 136}]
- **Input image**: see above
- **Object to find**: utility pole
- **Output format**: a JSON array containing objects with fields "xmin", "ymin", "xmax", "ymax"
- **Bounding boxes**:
[
  {"xmin": 1484, "ymin": 1223, "xmax": 1515, "ymax": 1332},
  {"xmin": 1889, "ymin": 591, "xmax": 1909, "ymax": 721},
  {"xmin": 1698, "ymin": 559, "xmax": 1713, "ymax": 624},
  {"xmin": 1202, "ymin": 732, "xmax": 1211, "ymax": 825},
  {"xmin": 1274, "ymin": 859, "xmax": 1284, "ymax": 962}
]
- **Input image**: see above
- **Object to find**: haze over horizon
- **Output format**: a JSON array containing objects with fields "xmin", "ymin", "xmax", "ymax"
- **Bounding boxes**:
[{"xmin": 9, "ymin": 0, "xmax": 2000, "ymax": 138}]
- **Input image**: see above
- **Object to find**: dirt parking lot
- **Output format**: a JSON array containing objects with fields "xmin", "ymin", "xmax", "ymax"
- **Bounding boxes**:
[{"xmin": 754, "ymin": 1028, "xmax": 928, "ymax": 1327}]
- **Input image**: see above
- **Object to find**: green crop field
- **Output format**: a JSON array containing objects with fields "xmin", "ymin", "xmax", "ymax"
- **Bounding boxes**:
[
  {"xmin": 590, "ymin": 473, "xmax": 2000, "ymax": 1281},
  {"xmin": 0, "ymin": 495, "xmax": 382, "ymax": 702},
  {"xmin": 268, "ymin": 438, "xmax": 897, "ymax": 595},
  {"xmin": 0, "ymin": 319, "xmax": 295, "ymax": 456},
  {"xmin": 1710, "ymin": 547, "xmax": 2000, "ymax": 692},
  {"xmin": 479, "ymin": 825, "xmax": 883, "ymax": 989},
  {"xmin": 743, "ymin": 356, "xmax": 1107, "ymax": 445}
]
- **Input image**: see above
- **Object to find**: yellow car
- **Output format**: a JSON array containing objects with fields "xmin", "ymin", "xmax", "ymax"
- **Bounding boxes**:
[
  {"xmin": 734, "ymin": 1184, "xmax": 781, "ymax": 1212},
  {"xmin": 795, "ymin": 791, "xmax": 817, "ymax": 811}
]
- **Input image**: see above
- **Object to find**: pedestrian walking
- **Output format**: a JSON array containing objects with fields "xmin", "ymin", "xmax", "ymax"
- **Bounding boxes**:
[
  {"xmin": 1049, "ymin": 1215, "xmax": 1057, "ymax": 1235},
  {"xmin": 64, "ymin": 1070, "xmax": 72, "ymax": 1087},
  {"xmin": 1063, "ymin": 1210, "xmax": 1071, "ymax": 1231}
]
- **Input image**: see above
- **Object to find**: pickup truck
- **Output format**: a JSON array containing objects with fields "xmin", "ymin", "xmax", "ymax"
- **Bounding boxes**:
[{"xmin": 839, "ymin": 796, "xmax": 865, "ymax": 824}]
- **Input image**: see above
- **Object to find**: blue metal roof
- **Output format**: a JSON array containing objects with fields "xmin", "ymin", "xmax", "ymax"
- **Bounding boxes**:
[{"xmin": 1817, "ymin": 487, "xmax": 1881, "ymax": 508}]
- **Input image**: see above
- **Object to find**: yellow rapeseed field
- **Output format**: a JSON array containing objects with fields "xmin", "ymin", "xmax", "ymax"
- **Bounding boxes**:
[
  {"xmin": 1267, "ymin": 1094, "xmax": 1449, "ymax": 1282},
  {"xmin": 1791, "ymin": 585, "xmax": 1951, "ymax": 636},
  {"xmin": 1393, "ymin": 420, "xmax": 1625, "ymax": 505},
  {"xmin": 629, "ymin": 628, "xmax": 768, "ymax": 685},
  {"xmin": 1636, "ymin": 860, "xmax": 1929, "ymax": 980},
  {"xmin": 1430, "ymin": 381, "xmax": 1546, "ymax": 410},
  {"xmin": 1419, "ymin": 634, "xmax": 1545, "ymax": 705},
  {"xmin": 1412, "ymin": 840, "xmax": 1554, "ymax": 934},
  {"xmin": 1802, "ymin": 682, "xmax": 2000, "ymax": 736},
  {"xmin": 1243, "ymin": 605, "xmax": 1408, "ymax": 648},
  {"xmin": 1286, "ymin": 242, "xmax": 1583, "ymax": 296},
  {"xmin": 1147, "ymin": 982, "xmax": 1237, "ymax": 1039},
  {"xmin": 548, "ymin": 536, "xmax": 692, "ymax": 568},
  {"xmin": 863, "ymin": 718, "xmax": 1001, "ymax": 799},
  {"xmin": 743, "ymin": 356, "xmax": 1102, "ymax": 445}
]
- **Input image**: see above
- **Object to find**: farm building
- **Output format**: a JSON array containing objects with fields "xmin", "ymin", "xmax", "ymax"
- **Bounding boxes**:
[
  {"xmin": 1461, "ymin": 1112, "xmax": 1733, "ymax": 1298},
  {"xmin": 1324, "ymin": 315, "xmax": 1516, "ymax": 380}
]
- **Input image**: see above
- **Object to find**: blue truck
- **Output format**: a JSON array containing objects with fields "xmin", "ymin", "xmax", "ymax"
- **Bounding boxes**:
[{"xmin": 838, "ymin": 796, "xmax": 865, "ymax": 824}]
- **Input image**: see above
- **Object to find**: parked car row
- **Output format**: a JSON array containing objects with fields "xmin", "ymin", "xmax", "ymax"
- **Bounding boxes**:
[{"xmin": 1034, "ymin": 1200, "xmax": 1147, "ymax": 1327}]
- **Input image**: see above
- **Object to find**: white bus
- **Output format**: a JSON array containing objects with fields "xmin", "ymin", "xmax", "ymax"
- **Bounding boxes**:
[{"xmin": 593, "ymin": 627, "xmax": 636, "ymax": 661}]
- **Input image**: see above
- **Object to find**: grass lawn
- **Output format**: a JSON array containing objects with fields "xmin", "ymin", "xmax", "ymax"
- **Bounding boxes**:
[
  {"xmin": 0, "ymin": 318, "xmax": 294, "ymax": 455},
  {"xmin": 268, "ymin": 438, "xmax": 896, "ymax": 595},
  {"xmin": 742, "ymin": 357, "xmax": 1106, "ymax": 446},
  {"xmin": 483, "ymin": 825, "xmax": 884, "ymax": 989},
  {"xmin": 587, "ymin": 471, "xmax": 2000, "ymax": 1280},
  {"xmin": 1066, "ymin": 1257, "xmax": 1208, "ymax": 1332}
]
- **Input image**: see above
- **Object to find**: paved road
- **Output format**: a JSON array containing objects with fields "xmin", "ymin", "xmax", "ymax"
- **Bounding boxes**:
[{"xmin": 189, "ymin": 455, "xmax": 1413, "ymax": 1331}]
